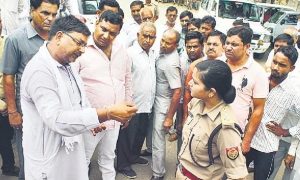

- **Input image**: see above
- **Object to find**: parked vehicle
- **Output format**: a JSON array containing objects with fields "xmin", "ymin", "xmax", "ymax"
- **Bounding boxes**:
[
  {"xmin": 264, "ymin": 10, "xmax": 300, "ymax": 42},
  {"xmin": 196, "ymin": 0, "xmax": 272, "ymax": 55},
  {"xmin": 78, "ymin": 0, "xmax": 99, "ymax": 30},
  {"xmin": 256, "ymin": 3, "xmax": 295, "ymax": 24}
]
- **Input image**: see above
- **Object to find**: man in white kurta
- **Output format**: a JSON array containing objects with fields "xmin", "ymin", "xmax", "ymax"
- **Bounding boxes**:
[
  {"xmin": 20, "ymin": 15, "xmax": 136, "ymax": 180},
  {"xmin": 21, "ymin": 43, "xmax": 98, "ymax": 180}
]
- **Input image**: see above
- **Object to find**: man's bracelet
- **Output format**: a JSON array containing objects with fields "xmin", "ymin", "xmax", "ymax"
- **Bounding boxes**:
[{"xmin": 8, "ymin": 110, "xmax": 18, "ymax": 115}]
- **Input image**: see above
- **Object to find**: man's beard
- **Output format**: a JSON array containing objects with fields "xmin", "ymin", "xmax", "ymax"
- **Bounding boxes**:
[
  {"xmin": 270, "ymin": 71, "xmax": 288, "ymax": 82},
  {"xmin": 182, "ymin": 27, "xmax": 188, "ymax": 34}
]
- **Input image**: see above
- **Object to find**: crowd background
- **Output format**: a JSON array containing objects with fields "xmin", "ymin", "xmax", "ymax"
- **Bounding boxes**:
[{"xmin": 0, "ymin": 0, "xmax": 298, "ymax": 179}]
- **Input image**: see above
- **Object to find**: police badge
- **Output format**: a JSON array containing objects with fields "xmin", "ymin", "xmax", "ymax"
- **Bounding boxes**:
[{"xmin": 226, "ymin": 147, "xmax": 239, "ymax": 160}]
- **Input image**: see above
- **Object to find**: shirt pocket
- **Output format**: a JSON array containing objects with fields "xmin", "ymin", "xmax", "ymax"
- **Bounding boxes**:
[{"xmin": 190, "ymin": 131, "xmax": 210, "ymax": 165}]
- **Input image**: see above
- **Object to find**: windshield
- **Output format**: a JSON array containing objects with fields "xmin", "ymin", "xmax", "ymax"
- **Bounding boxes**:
[
  {"xmin": 268, "ymin": 11, "xmax": 285, "ymax": 23},
  {"xmin": 82, "ymin": 0, "xmax": 99, "ymax": 14},
  {"xmin": 218, "ymin": 0, "xmax": 261, "ymax": 22}
]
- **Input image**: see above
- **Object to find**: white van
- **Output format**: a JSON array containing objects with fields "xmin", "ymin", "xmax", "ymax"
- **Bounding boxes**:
[
  {"xmin": 264, "ymin": 10, "xmax": 300, "ymax": 41},
  {"xmin": 256, "ymin": 3, "xmax": 295, "ymax": 24},
  {"xmin": 197, "ymin": 0, "xmax": 272, "ymax": 55},
  {"xmin": 78, "ymin": 0, "xmax": 99, "ymax": 30}
]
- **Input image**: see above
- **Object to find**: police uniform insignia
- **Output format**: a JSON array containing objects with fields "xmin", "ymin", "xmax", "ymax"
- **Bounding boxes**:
[
  {"xmin": 221, "ymin": 105, "xmax": 235, "ymax": 127},
  {"xmin": 226, "ymin": 147, "xmax": 239, "ymax": 160}
]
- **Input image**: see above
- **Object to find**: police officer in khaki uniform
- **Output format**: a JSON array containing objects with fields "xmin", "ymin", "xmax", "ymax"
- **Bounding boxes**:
[{"xmin": 177, "ymin": 60, "xmax": 248, "ymax": 180}]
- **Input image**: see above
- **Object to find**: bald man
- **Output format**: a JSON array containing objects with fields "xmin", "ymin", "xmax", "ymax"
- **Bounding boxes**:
[
  {"xmin": 144, "ymin": 0, "xmax": 158, "ymax": 21},
  {"xmin": 140, "ymin": 7, "xmax": 155, "ymax": 23},
  {"xmin": 152, "ymin": 29, "xmax": 181, "ymax": 180},
  {"xmin": 116, "ymin": 22, "xmax": 157, "ymax": 179}
]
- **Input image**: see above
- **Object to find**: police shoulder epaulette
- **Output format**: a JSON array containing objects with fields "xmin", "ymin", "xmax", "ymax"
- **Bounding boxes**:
[{"xmin": 220, "ymin": 105, "xmax": 236, "ymax": 128}]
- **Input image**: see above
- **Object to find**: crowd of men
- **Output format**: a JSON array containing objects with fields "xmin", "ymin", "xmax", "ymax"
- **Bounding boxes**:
[{"xmin": 0, "ymin": 0, "xmax": 300, "ymax": 180}]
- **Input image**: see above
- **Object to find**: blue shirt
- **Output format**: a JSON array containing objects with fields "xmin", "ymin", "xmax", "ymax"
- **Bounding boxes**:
[{"xmin": 1, "ymin": 22, "xmax": 44, "ymax": 111}]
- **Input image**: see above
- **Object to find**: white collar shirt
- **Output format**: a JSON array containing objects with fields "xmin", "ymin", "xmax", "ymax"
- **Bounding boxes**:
[
  {"xmin": 129, "ymin": 41, "xmax": 156, "ymax": 113},
  {"xmin": 120, "ymin": 18, "xmax": 140, "ymax": 48},
  {"xmin": 251, "ymin": 76, "xmax": 300, "ymax": 152}
]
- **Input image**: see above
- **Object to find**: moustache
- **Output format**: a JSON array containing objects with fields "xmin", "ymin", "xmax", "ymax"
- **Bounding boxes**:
[
  {"xmin": 74, "ymin": 52, "xmax": 82, "ymax": 59},
  {"xmin": 270, "ymin": 70, "xmax": 279, "ymax": 76}
]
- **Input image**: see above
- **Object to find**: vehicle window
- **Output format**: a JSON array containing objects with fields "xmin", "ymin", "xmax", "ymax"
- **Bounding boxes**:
[
  {"xmin": 263, "ymin": 8, "xmax": 278, "ymax": 23},
  {"xmin": 82, "ymin": 0, "xmax": 98, "ymax": 14},
  {"xmin": 284, "ymin": 14, "xmax": 298, "ymax": 24},
  {"xmin": 268, "ymin": 11, "xmax": 284, "ymax": 23},
  {"xmin": 212, "ymin": 0, "xmax": 217, "ymax": 11},
  {"xmin": 201, "ymin": 0, "xmax": 209, "ymax": 10},
  {"xmin": 218, "ymin": 0, "xmax": 260, "ymax": 22}
]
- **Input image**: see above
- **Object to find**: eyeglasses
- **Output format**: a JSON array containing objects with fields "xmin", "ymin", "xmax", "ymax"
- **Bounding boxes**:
[
  {"xmin": 63, "ymin": 31, "xmax": 87, "ymax": 48},
  {"xmin": 142, "ymin": 17, "xmax": 153, "ymax": 22}
]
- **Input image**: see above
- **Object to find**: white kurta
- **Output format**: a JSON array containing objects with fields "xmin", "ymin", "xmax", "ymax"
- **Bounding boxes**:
[{"xmin": 20, "ymin": 43, "xmax": 100, "ymax": 180}]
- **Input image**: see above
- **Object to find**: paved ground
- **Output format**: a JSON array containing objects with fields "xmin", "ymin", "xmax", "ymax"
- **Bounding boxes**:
[
  {"xmin": 0, "ymin": 140, "xmax": 285, "ymax": 180},
  {"xmin": 0, "ymin": 1, "xmax": 283, "ymax": 180}
]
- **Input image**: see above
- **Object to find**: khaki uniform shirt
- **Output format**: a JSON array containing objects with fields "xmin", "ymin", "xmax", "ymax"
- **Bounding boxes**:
[{"xmin": 178, "ymin": 98, "xmax": 248, "ymax": 180}]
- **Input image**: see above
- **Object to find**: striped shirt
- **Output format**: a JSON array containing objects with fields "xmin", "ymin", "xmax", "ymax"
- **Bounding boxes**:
[{"xmin": 251, "ymin": 76, "xmax": 300, "ymax": 153}]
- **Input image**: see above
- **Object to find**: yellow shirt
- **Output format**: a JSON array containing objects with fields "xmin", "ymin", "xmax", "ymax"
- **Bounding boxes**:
[{"xmin": 178, "ymin": 98, "xmax": 248, "ymax": 179}]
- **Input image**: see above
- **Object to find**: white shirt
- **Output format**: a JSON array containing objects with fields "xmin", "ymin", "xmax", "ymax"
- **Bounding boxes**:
[
  {"xmin": 251, "ymin": 76, "xmax": 300, "ymax": 153},
  {"xmin": 120, "ymin": 18, "xmax": 140, "ymax": 48},
  {"xmin": 129, "ymin": 41, "xmax": 156, "ymax": 113},
  {"xmin": 281, "ymin": 111, "xmax": 299, "ymax": 144},
  {"xmin": 62, "ymin": 0, "xmax": 80, "ymax": 15},
  {"xmin": 288, "ymin": 137, "xmax": 300, "ymax": 180},
  {"xmin": 158, "ymin": 22, "xmax": 181, "ymax": 35},
  {"xmin": 18, "ymin": 0, "xmax": 30, "ymax": 22},
  {"xmin": 0, "ymin": 0, "xmax": 28, "ymax": 35}
]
